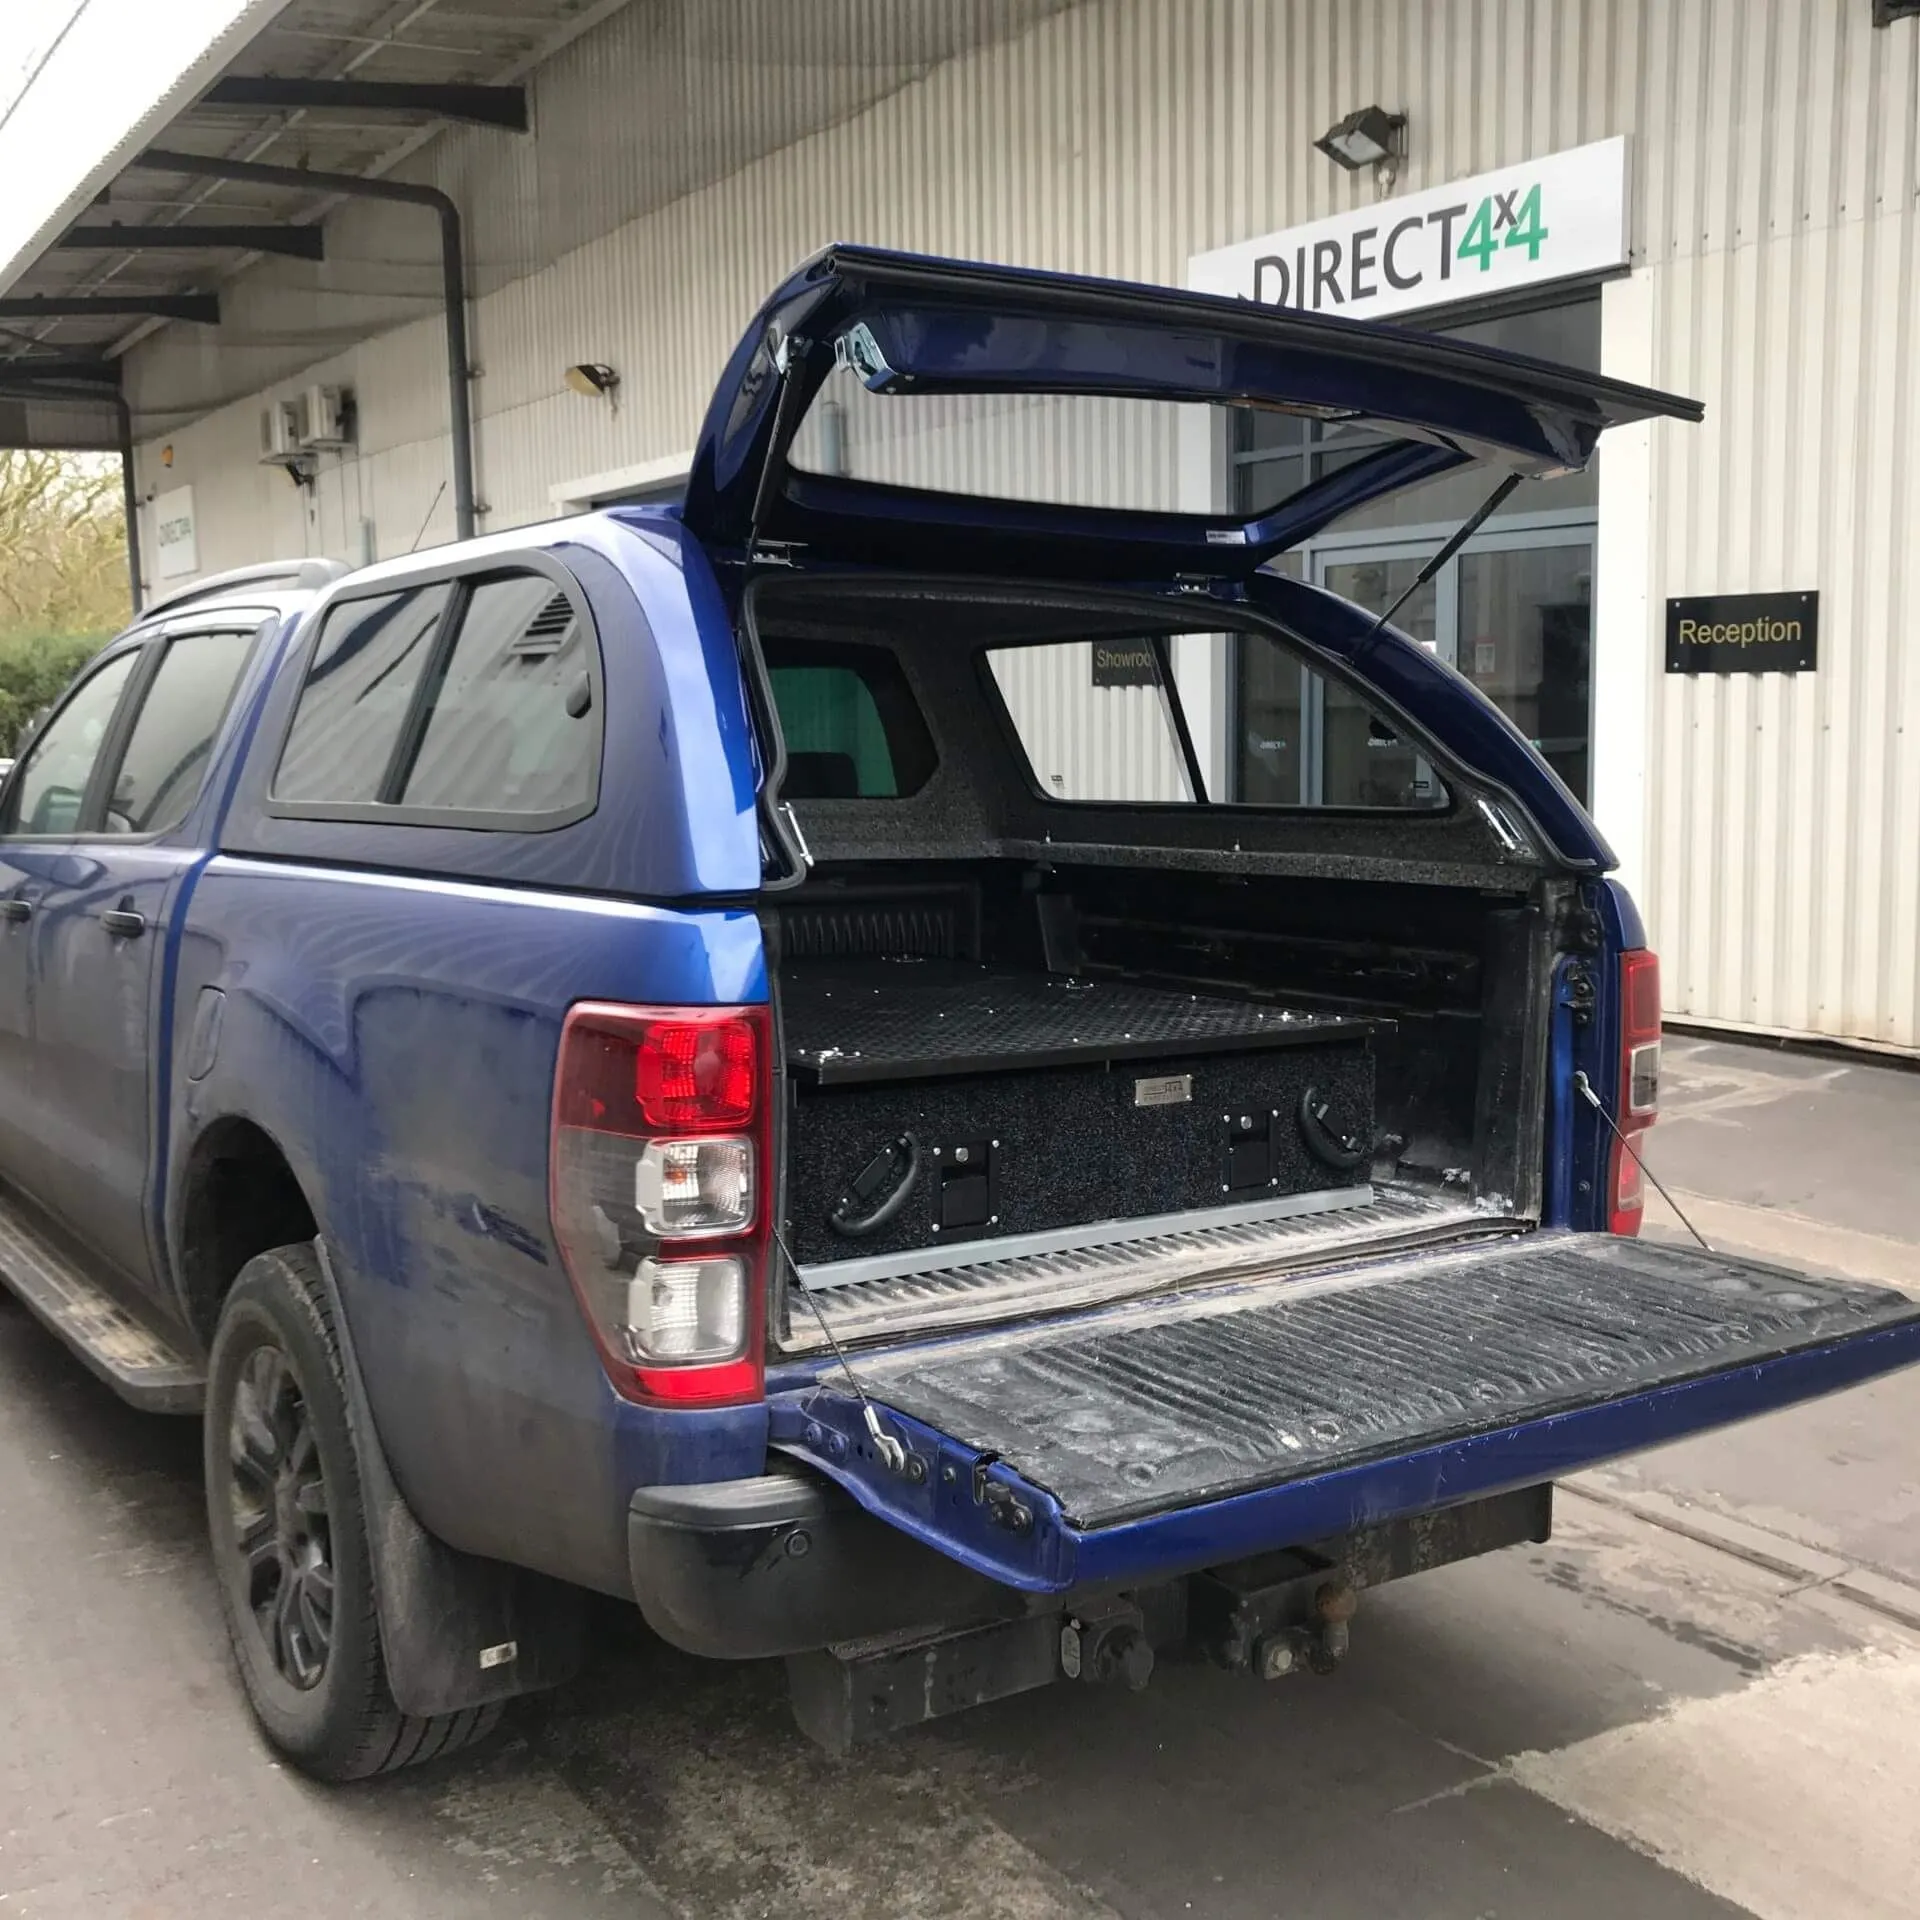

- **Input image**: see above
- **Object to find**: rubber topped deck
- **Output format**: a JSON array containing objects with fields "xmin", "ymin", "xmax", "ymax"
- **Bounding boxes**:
[
  {"xmin": 782, "ymin": 961, "xmax": 1373, "ymax": 1086},
  {"xmin": 846, "ymin": 1234, "xmax": 1920, "ymax": 1528}
]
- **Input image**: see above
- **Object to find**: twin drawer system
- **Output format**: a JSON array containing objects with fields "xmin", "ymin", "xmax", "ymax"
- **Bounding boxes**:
[{"xmin": 780, "ymin": 960, "xmax": 1382, "ymax": 1284}]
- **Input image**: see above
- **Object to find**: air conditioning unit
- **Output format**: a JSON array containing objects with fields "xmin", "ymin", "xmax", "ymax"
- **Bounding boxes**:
[
  {"xmin": 258, "ymin": 399, "xmax": 301, "ymax": 461},
  {"xmin": 298, "ymin": 383, "xmax": 353, "ymax": 450}
]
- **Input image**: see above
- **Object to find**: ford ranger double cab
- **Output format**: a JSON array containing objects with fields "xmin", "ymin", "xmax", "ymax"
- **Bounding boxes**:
[{"xmin": 4, "ymin": 248, "xmax": 1917, "ymax": 1780}]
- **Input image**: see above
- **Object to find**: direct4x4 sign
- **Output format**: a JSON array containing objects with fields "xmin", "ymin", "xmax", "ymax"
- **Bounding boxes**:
[{"xmin": 1189, "ymin": 136, "xmax": 1628, "ymax": 323}]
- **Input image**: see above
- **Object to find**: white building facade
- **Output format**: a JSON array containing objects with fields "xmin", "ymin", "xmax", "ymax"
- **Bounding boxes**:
[{"xmin": 6, "ymin": 0, "xmax": 1919, "ymax": 1053}]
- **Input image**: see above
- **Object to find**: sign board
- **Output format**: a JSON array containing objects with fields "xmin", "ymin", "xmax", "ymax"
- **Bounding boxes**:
[
  {"xmin": 1665, "ymin": 593, "xmax": 1818, "ymax": 674},
  {"xmin": 1188, "ymin": 136, "xmax": 1628, "ymax": 323},
  {"xmin": 153, "ymin": 485, "xmax": 198, "ymax": 580},
  {"xmin": 1091, "ymin": 639, "xmax": 1159, "ymax": 687}
]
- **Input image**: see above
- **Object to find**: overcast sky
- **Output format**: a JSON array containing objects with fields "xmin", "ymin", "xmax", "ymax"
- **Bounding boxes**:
[{"xmin": 0, "ymin": 2, "xmax": 86, "ymax": 129}]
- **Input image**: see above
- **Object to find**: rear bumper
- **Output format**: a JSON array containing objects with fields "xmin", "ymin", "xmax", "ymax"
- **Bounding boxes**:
[{"xmin": 627, "ymin": 1467, "xmax": 1017, "ymax": 1659}]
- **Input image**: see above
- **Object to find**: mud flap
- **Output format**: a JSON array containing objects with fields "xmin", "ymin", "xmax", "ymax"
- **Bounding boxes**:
[
  {"xmin": 770, "ymin": 1232, "xmax": 1920, "ymax": 1593},
  {"xmin": 313, "ymin": 1240, "xmax": 587, "ymax": 1716}
]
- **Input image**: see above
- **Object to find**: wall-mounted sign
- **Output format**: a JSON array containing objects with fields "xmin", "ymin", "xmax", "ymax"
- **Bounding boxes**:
[
  {"xmin": 153, "ymin": 484, "xmax": 198, "ymax": 580},
  {"xmin": 1187, "ymin": 136, "xmax": 1628, "ymax": 323},
  {"xmin": 1091, "ymin": 639, "xmax": 1159, "ymax": 687},
  {"xmin": 1665, "ymin": 592, "xmax": 1818, "ymax": 674}
]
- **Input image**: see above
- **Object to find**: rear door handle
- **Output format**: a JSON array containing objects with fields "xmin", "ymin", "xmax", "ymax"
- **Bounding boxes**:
[
  {"xmin": 100, "ymin": 908, "xmax": 147, "ymax": 939},
  {"xmin": 1, "ymin": 898, "xmax": 30, "ymax": 924}
]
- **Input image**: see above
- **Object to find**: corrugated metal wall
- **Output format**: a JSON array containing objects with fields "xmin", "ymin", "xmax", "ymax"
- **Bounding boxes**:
[
  {"xmin": 129, "ymin": 0, "xmax": 1920, "ymax": 1050},
  {"xmin": 1632, "ymin": 5, "xmax": 1920, "ymax": 1053}
]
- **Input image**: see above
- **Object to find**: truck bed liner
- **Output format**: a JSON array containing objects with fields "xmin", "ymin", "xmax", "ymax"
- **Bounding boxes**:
[{"xmin": 844, "ymin": 1236, "xmax": 1920, "ymax": 1529}]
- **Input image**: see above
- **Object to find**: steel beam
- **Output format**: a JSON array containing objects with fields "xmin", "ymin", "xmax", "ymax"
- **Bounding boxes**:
[
  {"xmin": 202, "ymin": 76, "xmax": 528, "ymax": 130},
  {"xmin": 0, "ymin": 294, "xmax": 219, "ymax": 323},
  {"xmin": 59, "ymin": 223, "xmax": 325, "ymax": 261},
  {"xmin": 0, "ymin": 357, "xmax": 118, "ymax": 384}
]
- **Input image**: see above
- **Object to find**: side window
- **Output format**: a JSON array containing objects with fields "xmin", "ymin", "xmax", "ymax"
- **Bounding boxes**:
[
  {"xmin": 0, "ymin": 651, "xmax": 138, "ymax": 836},
  {"xmin": 988, "ymin": 635, "xmax": 1446, "ymax": 811},
  {"xmin": 989, "ymin": 640, "xmax": 1194, "ymax": 803},
  {"xmin": 103, "ymin": 627, "xmax": 259, "ymax": 836},
  {"xmin": 398, "ymin": 576, "xmax": 598, "ymax": 816},
  {"xmin": 763, "ymin": 643, "xmax": 936, "ymax": 799},
  {"xmin": 270, "ymin": 574, "xmax": 600, "ymax": 823},
  {"xmin": 273, "ymin": 585, "xmax": 453, "ymax": 804}
]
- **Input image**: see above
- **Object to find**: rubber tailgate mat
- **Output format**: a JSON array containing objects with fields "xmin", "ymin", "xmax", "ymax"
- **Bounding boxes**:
[{"xmin": 849, "ymin": 1235, "xmax": 1920, "ymax": 1528}]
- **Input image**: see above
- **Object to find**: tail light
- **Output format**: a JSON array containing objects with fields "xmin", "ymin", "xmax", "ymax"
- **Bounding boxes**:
[
  {"xmin": 550, "ymin": 1003, "xmax": 771, "ymax": 1405},
  {"xmin": 1608, "ymin": 950, "xmax": 1661, "ymax": 1235}
]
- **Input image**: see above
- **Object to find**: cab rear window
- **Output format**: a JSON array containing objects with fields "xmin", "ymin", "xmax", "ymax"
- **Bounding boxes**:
[{"xmin": 765, "ymin": 643, "xmax": 935, "ymax": 799}]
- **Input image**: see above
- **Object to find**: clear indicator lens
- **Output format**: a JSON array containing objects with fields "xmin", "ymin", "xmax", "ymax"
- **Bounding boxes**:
[
  {"xmin": 1613, "ymin": 1145, "xmax": 1644, "ymax": 1215},
  {"xmin": 634, "ymin": 1137, "xmax": 754, "ymax": 1235},
  {"xmin": 627, "ymin": 1255, "xmax": 745, "ymax": 1362},
  {"xmin": 1627, "ymin": 1040, "xmax": 1660, "ymax": 1115}
]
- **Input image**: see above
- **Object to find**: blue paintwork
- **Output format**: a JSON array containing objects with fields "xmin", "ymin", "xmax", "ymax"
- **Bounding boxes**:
[
  {"xmin": 1543, "ymin": 953, "xmax": 1582, "ymax": 1230},
  {"xmin": 29, "ymin": 842, "xmax": 199, "ymax": 1284},
  {"xmin": 171, "ymin": 858, "xmax": 768, "ymax": 1593},
  {"xmin": 769, "ymin": 1316, "xmax": 1920, "ymax": 1593},
  {"xmin": 683, "ymin": 242, "xmax": 1700, "ymax": 573}
]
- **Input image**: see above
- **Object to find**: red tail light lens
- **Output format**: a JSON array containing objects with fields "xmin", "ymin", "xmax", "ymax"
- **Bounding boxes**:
[
  {"xmin": 635, "ymin": 1015, "xmax": 759, "ymax": 1128},
  {"xmin": 1609, "ymin": 950, "xmax": 1661, "ymax": 1235},
  {"xmin": 550, "ymin": 1003, "xmax": 770, "ymax": 1406}
]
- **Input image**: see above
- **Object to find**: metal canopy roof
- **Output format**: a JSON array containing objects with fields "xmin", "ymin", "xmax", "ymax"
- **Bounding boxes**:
[
  {"xmin": 0, "ymin": 0, "xmax": 1081, "ymax": 453},
  {"xmin": 0, "ymin": 0, "xmax": 626, "ymax": 447}
]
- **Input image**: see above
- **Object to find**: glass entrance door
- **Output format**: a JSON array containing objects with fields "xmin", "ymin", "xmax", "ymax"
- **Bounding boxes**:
[
  {"xmin": 1454, "ymin": 537, "xmax": 1593, "ymax": 804},
  {"xmin": 1305, "ymin": 526, "xmax": 1596, "ymax": 805},
  {"xmin": 1229, "ymin": 286, "xmax": 1602, "ymax": 809}
]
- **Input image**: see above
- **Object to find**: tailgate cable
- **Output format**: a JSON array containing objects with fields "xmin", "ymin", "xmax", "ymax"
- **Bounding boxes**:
[
  {"xmin": 1572, "ymin": 1072, "xmax": 1713, "ymax": 1253},
  {"xmin": 776, "ymin": 1224, "xmax": 910, "ymax": 1473}
]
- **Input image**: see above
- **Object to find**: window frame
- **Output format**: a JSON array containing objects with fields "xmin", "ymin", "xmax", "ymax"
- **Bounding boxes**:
[
  {"xmin": 263, "ymin": 552, "xmax": 605, "ymax": 833},
  {"xmin": 89, "ymin": 617, "xmax": 273, "ymax": 844},
  {"xmin": 0, "ymin": 637, "xmax": 148, "ymax": 842},
  {"xmin": 976, "ymin": 621, "xmax": 1459, "ymax": 821}
]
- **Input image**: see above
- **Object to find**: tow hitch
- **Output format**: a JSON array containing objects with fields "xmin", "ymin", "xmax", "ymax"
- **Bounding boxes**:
[{"xmin": 783, "ymin": 1486, "xmax": 1550, "ymax": 1751}]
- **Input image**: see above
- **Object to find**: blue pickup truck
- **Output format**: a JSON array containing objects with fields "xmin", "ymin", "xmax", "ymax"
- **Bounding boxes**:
[{"xmin": 4, "ymin": 248, "xmax": 1917, "ymax": 1779}]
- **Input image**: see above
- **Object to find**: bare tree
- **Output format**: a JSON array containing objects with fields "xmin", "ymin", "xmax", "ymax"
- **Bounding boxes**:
[
  {"xmin": 0, "ymin": 452, "xmax": 130, "ymax": 751},
  {"xmin": 0, "ymin": 451, "xmax": 130, "ymax": 640}
]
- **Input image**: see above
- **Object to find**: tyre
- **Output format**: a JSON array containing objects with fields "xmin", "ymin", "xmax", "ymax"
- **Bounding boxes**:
[{"xmin": 203, "ymin": 1243, "xmax": 502, "ymax": 1781}]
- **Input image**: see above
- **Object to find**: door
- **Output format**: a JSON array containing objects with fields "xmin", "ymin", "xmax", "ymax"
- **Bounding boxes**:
[
  {"xmin": 0, "ymin": 645, "xmax": 142, "ymax": 1200},
  {"xmin": 1455, "ymin": 536, "xmax": 1594, "ymax": 803},
  {"xmin": 1286, "ymin": 527, "xmax": 1596, "ymax": 805},
  {"xmin": 26, "ymin": 622, "xmax": 260, "ymax": 1288},
  {"xmin": 1234, "ymin": 543, "xmax": 1448, "ymax": 808},
  {"xmin": 768, "ymin": 1233, "xmax": 1920, "ymax": 1592}
]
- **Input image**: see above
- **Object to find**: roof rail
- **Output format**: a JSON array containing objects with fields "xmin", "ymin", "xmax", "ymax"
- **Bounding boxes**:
[{"xmin": 143, "ymin": 557, "xmax": 352, "ymax": 619}]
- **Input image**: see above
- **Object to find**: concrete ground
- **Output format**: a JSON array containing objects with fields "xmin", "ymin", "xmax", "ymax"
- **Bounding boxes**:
[{"xmin": 3, "ymin": 1033, "xmax": 1918, "ymax": 1919}]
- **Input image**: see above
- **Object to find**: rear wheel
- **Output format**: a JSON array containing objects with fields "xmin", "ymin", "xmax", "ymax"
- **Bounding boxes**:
[{"xmin": 204, "ymin": 1244, "xmax": 502, "ymax": 1780}]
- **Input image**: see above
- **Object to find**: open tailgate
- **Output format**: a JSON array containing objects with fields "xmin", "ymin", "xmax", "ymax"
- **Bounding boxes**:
[
  {"xmin": 682, "ymin": 244, "xmax": 1701, "ymax": 577},
  {"xmin": 769, "ymin": 1234, "xmax": 1920, "ymax": 1592}
]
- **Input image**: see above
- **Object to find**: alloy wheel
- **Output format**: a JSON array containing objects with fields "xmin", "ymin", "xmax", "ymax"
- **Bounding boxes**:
[{"xmin": 226, "ymin": 1343, "xmax": 334, "ymax": 1690}]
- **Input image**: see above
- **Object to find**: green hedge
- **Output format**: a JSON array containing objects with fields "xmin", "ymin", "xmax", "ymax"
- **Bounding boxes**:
[{"xmin": 0, "ymin": 632, "xmax": 101, "ymax": 758}]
